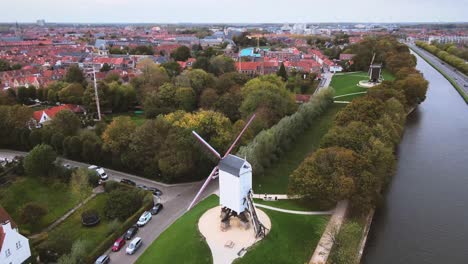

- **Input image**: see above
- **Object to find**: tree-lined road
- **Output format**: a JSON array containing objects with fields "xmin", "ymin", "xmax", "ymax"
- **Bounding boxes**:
[
  {"xmin": 0, "ymin": 149, "xmax": 218, "ymax": 263},
  {"xmin": 407, "ymin": 43, "xmax": 468, "ymax": 96}
]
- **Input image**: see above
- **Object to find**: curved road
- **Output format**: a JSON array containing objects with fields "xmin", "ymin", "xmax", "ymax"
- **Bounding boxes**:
[{"xmin": 0, "ymin": 149, "xmax": 218, "ymax": 264}]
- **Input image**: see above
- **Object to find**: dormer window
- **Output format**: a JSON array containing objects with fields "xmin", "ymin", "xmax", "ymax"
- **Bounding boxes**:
[{"xmin": 5, "ymin": 249, "xmax": 11, "ymax": 257}]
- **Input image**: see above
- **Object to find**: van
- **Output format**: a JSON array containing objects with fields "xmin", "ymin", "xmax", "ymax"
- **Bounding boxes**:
[
  {"xmin": 126, "ymin": 237, "xmax": 142, "ymax": 255},
  {"xmin": 88, "ymin": 165, "xmax": 108, "ymax": 180}
]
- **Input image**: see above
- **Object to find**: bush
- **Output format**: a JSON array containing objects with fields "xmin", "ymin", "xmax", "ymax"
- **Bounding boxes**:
[
  {"xmin": 104, "ymin": 189, "xmax": 142, "ymax": 220},
  {"xmin": 19, "ymin": 202, "xmax": 48, "ymax": 225},
  {"xmin": 23, "ymin": 144, "xmax": 57, "ymax": 177},
  {"xmin": 105, "ymin": 219, "xmax": 121, "ymax": 236}
]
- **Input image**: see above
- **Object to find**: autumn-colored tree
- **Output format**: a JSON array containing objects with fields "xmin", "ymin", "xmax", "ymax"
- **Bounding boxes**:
[{"xmin": 102, "ymin": 116, "xmax": 136, "ymax": 154}]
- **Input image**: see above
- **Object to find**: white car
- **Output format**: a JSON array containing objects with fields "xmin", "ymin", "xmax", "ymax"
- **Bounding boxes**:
[
  {"xmin": 137, "ymin": 211, "xmax": 152, "ymax": 227},
  {"xmin": 125, "ymin": 237, "xmax": 142, "ymax": 255},
  {"xmin": 88, "ymin": 165, "xmax": 108, "ymax": 180}
]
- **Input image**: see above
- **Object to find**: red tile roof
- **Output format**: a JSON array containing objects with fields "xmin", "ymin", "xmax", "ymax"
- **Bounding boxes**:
[{"xmin": 33, "ymin": 104, "xmax": 80, "ymax": 122}]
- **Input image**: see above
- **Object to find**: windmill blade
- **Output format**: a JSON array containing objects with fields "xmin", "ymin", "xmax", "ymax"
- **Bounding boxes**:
[
  {"xmin": 192, "ymin": 131, "xmax": 221, "ymax": 159},
  {"xmin": 223, "ymin": 113, "xmax": 256, "ymax": 158},
  {"xmin": 187, "ymin": 166, "xmax": 219, "ymax": 211}
]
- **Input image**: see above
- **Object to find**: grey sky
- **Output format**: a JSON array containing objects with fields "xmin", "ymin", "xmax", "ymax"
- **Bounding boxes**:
[{"xmin": 2, "ymin": 0, "xmax": 467, "ymax": 23}]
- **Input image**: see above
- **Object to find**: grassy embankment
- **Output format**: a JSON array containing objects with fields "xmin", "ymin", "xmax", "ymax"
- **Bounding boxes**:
[
  {"xmin": 331, "ymin": 71, "xmax": 395, "ymax": 102},
  {"xmin": 253, "ymin": 104, "xmax": 344, "ymax": 194}
]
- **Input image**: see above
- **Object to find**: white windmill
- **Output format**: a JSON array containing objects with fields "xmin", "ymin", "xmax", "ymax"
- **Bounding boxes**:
[{"xmin": 187, "ymin": 114, "xmax": 267, "ymax": 238}]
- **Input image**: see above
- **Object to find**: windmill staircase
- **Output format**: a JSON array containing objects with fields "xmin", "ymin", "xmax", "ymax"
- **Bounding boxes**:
[{"xmin": 246, "ymin": 190, "xmax": 267, "ymax": 238}]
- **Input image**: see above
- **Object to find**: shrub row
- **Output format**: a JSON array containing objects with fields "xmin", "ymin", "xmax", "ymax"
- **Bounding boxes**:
[{"xmin": 416, "ymin": 41, "xmax": 468, "ymax": 75}]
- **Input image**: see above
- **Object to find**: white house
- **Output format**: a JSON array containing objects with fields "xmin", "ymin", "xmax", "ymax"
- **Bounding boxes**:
[{"xmin": 0, "ymin": 208, "xmax": 31, "ymax": 264}]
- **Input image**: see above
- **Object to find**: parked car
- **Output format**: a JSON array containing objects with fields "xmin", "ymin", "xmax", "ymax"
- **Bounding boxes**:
[
  {"xmin": 126, "ymin": 237, "xmax": 142, "ymax": 255},
  {"xmin": 147, "ymin": 187, "xmax": 163, "ymax": 196},
  {"xmin": 464, "ymin": 84, "xmax": 468, "ymax": 87},
  {"xmin": 137, "ymin": 211, "xmax": 152, "ymax": 227},
  {"xmin": 150, "ymin": 203, "xmax": 164, "ymax": 215},
  {"xmin": 111, "ymin": 237, "xmax": 126, "ymax": 252},
  {"xmin": 95, "ymin": 255, "xmax": 110, "ymax": 264},
  {"xmin": 124, "ymin": 225, "xmax": 139, "ymax": 240},
  {"xmin": 120, "ymin": 179, "xmax": 136, "ymax": 186},
  {"xmin": 88, "ymin": 165, "xmax": 108, "ymax": 180},
  {"xmin": 63, "ymin": 163, "xmax": 72, "ymax": 169},
  {"xmin": 137, "ymin": 184, "xmax": 148, "ymax": 190}
]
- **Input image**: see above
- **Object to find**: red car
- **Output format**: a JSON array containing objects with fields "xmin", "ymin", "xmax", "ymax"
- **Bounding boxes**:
[{"xmin": 112, "ymin": 237, "xmax": 126, "ymax": 252}]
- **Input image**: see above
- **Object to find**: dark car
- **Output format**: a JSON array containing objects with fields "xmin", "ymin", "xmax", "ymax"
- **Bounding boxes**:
[
  {"xmin": 120, "ymin": 179, "xmax": 136, "ymax": 186},
  {"xmin": 147, "ymin": 187, "xmax": 163, "ymax": 196},
  {"xmin": 124, "ymin": 225, "xmax": 139, "ymax": 240},
  {"xmin": 150, "ymin": 203, "xmax": 164, "ymax": 215}
]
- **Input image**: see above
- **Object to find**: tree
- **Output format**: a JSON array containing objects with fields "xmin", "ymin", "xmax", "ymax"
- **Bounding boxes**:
[
  {"xmin": 50, "ymin": 110, "xmax": 81, "ymax": 136},
  {"xmin": 161, "ymin": 61, "xmax": 182, "ymax": 78},
  {"xmin": 24, "ymin": 144, "xmax": 57, "ymax": 177},
  {"xmin": 289, "ymin": 147, "xmax": 367, "ymax": 205},
  {"xmin": 334, "ymin": 97, "xmax": 384, "ymax": 127},
  {"xmin": 51, "ymin": 133, "xmax": 65, "ymax": 154},
  {"xmin": 176, "ymin": 69, "xmax": 215, "ymax": 96},
  {"xmin": 192, "ymin": 56, "xmax": 210, "ymax": 72},
  {"xmin": 104, "ymin": 189, "xmax": 142, "ymax": 220},
  {"xmin": 19, "ymin": 202, "xmax": 48, "ymax": 226},
  {"xmin": 58, "ymin": 83, "xmax": 84, "ymax": 104},
  {"xmin": 143, "ymin": 83, "xmax": 177, "ymax": 118},
  {"xmin": 199, "ymin": 88, "xmax": 219, "ymax": 109},
  {"xmin": 171, "ymin": 46, "xmax": 191, "ymax": 61},
  {"xmin": 208, "ymin": 55, "xmax": 236, "ymax": 76},
  {"xmin": 100, "ymin": 63, "xmax": 112, "ymax": 72},
  {"xmin": 63, "ymin": 136, "xmax": 82, "ymax": 160},
  {"xmin": 175, "ymin": 87, "xmax": 196, "ymax": 112},
  {"xmin": 57, "ymin": 240, "xmax": 90, "ymax": 264},
  {"xmin": 102, "ymin": 116, "xmax": 136, "ymax": 155},
  {"xmin": 131, "ymin": 59, "xmax": 169, "ymax": 101},
  {"xmin": 0, "ymin": 59, "xmax": 11, "ymax": 72},
  {"xmin": 277, "ymin": 62, "xmax": 288, "ymax": 81},
  {"xmin": 16, "ymin": 86, "xmax": 29, "ymax": 104},
  {"xmin": 240, "ymin": 75, "xmax": 296, "ymax": 128},
  {"xmin": 65, "ymin": 65, "xmax": 87, "ymax": 86}
]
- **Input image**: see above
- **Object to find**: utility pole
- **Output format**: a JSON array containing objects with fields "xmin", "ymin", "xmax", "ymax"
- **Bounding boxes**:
[{"xmin": 91, "ymin": 52, "xmax": 101, "ymax": 121}]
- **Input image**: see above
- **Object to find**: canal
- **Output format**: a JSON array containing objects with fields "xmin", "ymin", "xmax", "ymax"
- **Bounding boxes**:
[{"xmin": 363, "ymin": 51, "xmax": 468, "ymax": 263}]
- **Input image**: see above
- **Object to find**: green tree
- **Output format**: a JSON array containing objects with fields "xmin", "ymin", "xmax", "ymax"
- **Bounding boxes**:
[
  {"xmin": 58, "ymin": 83, "xmax": 84, "ymax": 104},
  {"xmin": 161, "ymin": 61, "xmax": 182, "ymax": 78},
  {"xmin": 277, "ymin": 62, "xmax": 288, "ymax": 81},
  {"xmin": 50, "ymin": 110, "xmax": 81, "ymax": 136},
  {"xmin": 102, "ymin": 116, "xmax": 136, "ymax": 155},
  {"xmin": 65, "ymin": 65, "xmax": 87, "ymax": 86},
  {"xmin": 175, "ymin": 87, "xmax": 196, "ymax": 112},
  {"xmin": 143, "ymin": 83, "xmax": 177, "ymax": 118},
  {"xmin": 199, "ymin": 88, "xmax": 219, "ymax": 109},
  {"xmin": 171, "ymin": 46, "xmax": 191, "ymax": 61},
  {"xmin": 0, "ymin": 59, "xmax": 11, "ymax": 71},
  {"xmin": 208, "ymin": 55, "xmax": 236, "ymax": 76},
  {"xmin": 24, "ymin": 144, "xmax": 57, "ymax": 177},
  {"xmin": 100, "ymin": 63, "xmax": 112, "ymax": 72}
]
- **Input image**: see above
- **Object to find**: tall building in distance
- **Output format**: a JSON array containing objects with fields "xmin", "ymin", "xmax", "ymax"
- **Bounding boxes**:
[{"xmin": 37, "ymin": 19, "xmax": 46, "ymax": 27}]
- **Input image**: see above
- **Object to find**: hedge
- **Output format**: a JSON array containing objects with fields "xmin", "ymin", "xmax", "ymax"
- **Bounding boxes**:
[{"xmin": 237, "ymin": 88, "xmax": 334, "ymax": 175}]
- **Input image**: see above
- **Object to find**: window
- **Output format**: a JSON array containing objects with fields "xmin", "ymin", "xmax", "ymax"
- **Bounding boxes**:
[
  {"xmin": 16, "ymin": 241, "xmax": 22, "ymax": 249},
  {"xmin": 5, "ymin": 249, "xmax": 11, "ymax": 257}
]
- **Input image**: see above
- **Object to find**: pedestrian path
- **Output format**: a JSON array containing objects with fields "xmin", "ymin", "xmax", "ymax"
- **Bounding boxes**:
[
  {"xmin": 309, "ymin": 200, "xmax": 349, "ymax": 264},
  {"xmin": 254, "ymin": 203, "xmax": 333, "ymax": 215}
]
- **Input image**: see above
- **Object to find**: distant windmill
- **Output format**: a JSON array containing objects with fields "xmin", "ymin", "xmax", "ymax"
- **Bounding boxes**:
[
  {"xmin": 187, "ymin": 114, "xmax": 267, "ymax": 238},
  {"xmin": 368, "ymin": 53, "xmax": 382, "ymax": 83}
]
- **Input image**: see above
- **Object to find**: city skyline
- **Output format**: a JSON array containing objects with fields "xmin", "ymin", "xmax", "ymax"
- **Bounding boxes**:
[{"xmin": 2, "ymin": 0, "xmax": 467, "ymax": 24}]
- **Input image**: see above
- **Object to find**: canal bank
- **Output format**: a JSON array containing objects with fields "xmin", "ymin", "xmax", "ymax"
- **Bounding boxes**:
[{"xmin": 362, "ymin": 51, "xmax": 468, "ymax": 263}]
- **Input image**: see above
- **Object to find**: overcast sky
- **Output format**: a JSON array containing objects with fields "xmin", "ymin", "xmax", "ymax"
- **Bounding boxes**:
[{"xmin": 2, "ymin": 0, "xmax": 467, "ymax": 23}]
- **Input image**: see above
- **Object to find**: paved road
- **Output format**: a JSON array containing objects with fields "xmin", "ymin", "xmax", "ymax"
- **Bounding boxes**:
[
  {"xmin": 0, "ymin": 149, "xmax": 218, "ymax": 263},
  {"xmin": 407, "ymin": 43, "xmax": 468, "ymax": 95}
]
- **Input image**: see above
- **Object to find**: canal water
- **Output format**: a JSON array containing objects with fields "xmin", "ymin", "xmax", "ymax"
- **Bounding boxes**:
[{"xmin": 363, "ymin": 52, "xmax": 468, "ymax": 263}]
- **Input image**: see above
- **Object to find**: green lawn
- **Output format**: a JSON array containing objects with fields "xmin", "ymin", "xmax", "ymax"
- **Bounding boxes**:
[
  {"xmin": 46, "ymin": 193, "xmax": 115, "ymax": 249},
  {"xmin": 331, "ymin": 70, "xmax": 395, "ymax": 98},
  {"xmin": 137, "ymin": 195, "xmax": 217, "ymax": 264},
  {"xmin": 137, "ymin": 195, "xmax": 328, "ymax": 264},
  {"xmin": 235, "ymin": 210, "xmax": 328, "ymax": 264},
  {"xmin": 253, "ymin": 104, "xmax": 345, "ymax": 194},
  {"xmin": 104, "ymin": 112, "xmax": 146, "ymax": 126},
  {"xmin": 0, "ymin": 177, "xmax": 86, "ymax": 233}
]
